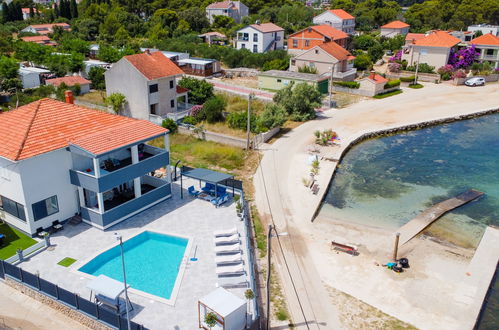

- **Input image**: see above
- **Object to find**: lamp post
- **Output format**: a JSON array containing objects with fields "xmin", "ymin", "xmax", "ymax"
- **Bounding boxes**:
[
  {"xmin": 246, "ymin": 93, "xmax": 254, "ymax": 150},
  {"xmin": 414, "ymin": 51, "xmax": 421, "ymax": 85},
  {"xmin": 115, "ymin": 233, "xmax": 131, "ymax": 330},
  {"xmin": 328, "ymin": 63, "xmax": 336, "ymax": 108}
]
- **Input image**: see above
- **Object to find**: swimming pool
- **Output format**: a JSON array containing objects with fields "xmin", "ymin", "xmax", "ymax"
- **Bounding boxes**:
[{"xmin": 79, "ymin": 231, "xmax": 190, "ymax": 301}]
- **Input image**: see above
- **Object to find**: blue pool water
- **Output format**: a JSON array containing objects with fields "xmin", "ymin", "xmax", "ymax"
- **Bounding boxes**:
[
  {"xmin": 319, "ymin": 113, "xmax": 499, "ymax": 248},
  {"xmin": 79, "ymin": 231, "xmax": 188, "ymax": 300}
]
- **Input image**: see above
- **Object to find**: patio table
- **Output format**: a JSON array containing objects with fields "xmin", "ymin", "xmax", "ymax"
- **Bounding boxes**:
[{"xmin": 198, "ymin": 192, "xmax": 214, "ymax": 202}]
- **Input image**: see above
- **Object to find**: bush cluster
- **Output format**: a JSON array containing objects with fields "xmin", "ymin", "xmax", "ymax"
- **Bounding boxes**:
[
  {"xmin": 333, "ymin": 81, "xmax": 360, "ymax": 89},
  {"xmin": 384, "ymin": 79, "xmax": 400, "ymax": 89}
]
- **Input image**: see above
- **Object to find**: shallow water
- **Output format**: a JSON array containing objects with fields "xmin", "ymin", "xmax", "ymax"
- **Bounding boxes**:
[{"xmin": 319, "ymin": 113, "xmax": 499, "ymax": 248}]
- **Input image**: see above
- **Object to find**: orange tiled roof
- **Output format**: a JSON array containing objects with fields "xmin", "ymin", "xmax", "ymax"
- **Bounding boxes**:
[
  {"xmin": 0, "ymin": 99, "xmax": 167, "ymax": 161},
  {"xmin": 45, "ymin": 76, "xmax": 91, "ymax": 87},
  {"xmin": 176, "ymin": 86, "xmax": 189, "ymax": 94},
  {"xmin": 414, "ymin": 31, "xmax": 461, "ymax": 48},
  {"xmin": 381, "ymin": 20, "xmax": 410, "ymax": 29},
  {"xmin": 250, "ymin": 22, "xmax": 284, "ymax": 33},
  {"xmin": 22, "ymin": 8, "xmax": 39, "ymax": 14},
  {"xmin": 405, "ymin": 33, "xmax": 426, "ymax": 42},
  {"xmin": 21, "ymin": 35, "xmax": 51, "ymax": 42},
  {"xmin": 125, "ymin": 51, "xmax": 184, "ymax": 80},
  {"xmin": 328, "ymin": 9, "xmax": 354, "ymax": 20},
  {"xmin": 368, "ymin": 73, "xmax": 388, "ymax": 84},
  {"xmin": 206, "ymin": 1, "xmax": 235, "ymax": 9},
  {"xmin": 317, "ymin": 41, "xmax": 353, "ymax": 61},
  {"xmin": 470, "ymin": 33, "xmax": 499, "ymax": 46},
  {"xmin": 311, "ymin": 25, "xmax": 348, "ymax": 40}
]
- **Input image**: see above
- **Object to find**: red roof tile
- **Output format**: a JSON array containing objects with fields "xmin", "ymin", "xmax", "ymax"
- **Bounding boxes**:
[
  {"xmin": 405, "ymin": 33, "xmax": 426, "ymax": 42},
  {"xmin": 45, "ymin": 76, "xmax": 91, "ymax": 87},
  {"xmin": 318, "ymin": 41, "xmax": 353, "ymax": 61},
  {"xmin": 206, "ymin": 1, "xmax": 235, "ymax": 9},
  {"xmin": 21, "ymin": 35, "xmax": 51, "ymax": 42},
  {"xmin": 381, "ymin": 20, "xmax": 410, "ymax": 29},
  {"xmin": 0, "ymin": 99, "xmax": 167, "ymax": 161},
  {"xmin": 125, "ymin": 51, "xmax": 184, "ymax": 80},
  {"xmin": 414, "ymin": 31, "xmax": 461, "ymax": 48},
  {"xmin": 176, "ymin": 86, "xmax": 189, "ymax": 94},
  {"xmin": 367, "ymin": 73, "xmax": 388, "ymax": 84},
  {"xmin": 249, "ymin": 23, "xmax": 284, "ymax": 33},
  {"xmin": 470, "ymin": 33, "xmax": 499, "ymax": 46},
  {"xmin": 311, "ymin": 25, "xmax": 348, "ymax": 40},
  {"xmin": 328, "ymin": 9, "xmax": 354, "ymax": 20}
]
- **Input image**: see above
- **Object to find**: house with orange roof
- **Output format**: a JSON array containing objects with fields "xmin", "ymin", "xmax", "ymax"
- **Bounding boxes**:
[
  {"xmin": 236, "ymin": 22, "xmax": 284, "ymax": 53},
  {"xmin": 21, "ymin": 7, "xmax": 39, "ymax": 20},
  {"xmin": 287, "ymin": 25, "xmax": 349, "ymax": 55},
  {"xmin": 404, "ymin": 33, "xmax": 426, "ymax": 46},
  {"xmin": 380, "ymin": 20, "xmax": 410, "ymax": 38},
  {"xmin": 46, "ymin": 76, "xmax": 92, "ymax": 94},
  {"xmin": 20, "ymin": 35, "xmax": 56, "ymax": 46},
  {"xmin": 21, "ymin": 23, "xmax": 71, "ymax": 35},
  {"xmin": 470, "ymin": 33, "xmax": 499, "ymax": 69},
  {"xmin": 359, "ymin": 71, "xmax": 389, "ymax": 96},
  {"xmin": 205, "ymin": 1, "xmax": 248, "ymax": 24},
  {"xmin": 105, "ymin": 50, "xmax": 191, "ymax": 123},
  {"xmin": 313, "ymin": 9, "xmax": 355, "ymax": 34},
  {"xmin": 402, "ymin": 31, "xmax": 461, "ymax": 69},
  {"xmin": 289, "ymin": 41, "xmax": 356, "ymax": 80},
  {"xmin": 0, "ymin": 97, "xmax": 171, "ymax": 234}
]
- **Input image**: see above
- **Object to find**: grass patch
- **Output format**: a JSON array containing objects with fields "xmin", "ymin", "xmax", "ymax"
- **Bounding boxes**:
[
  {"xmin": 276, "ymin": 308, "xmax": 289, "ymax": 321},
  {"xmin": 75, "ymin": 91, "xmax": 106, "ymax": 106},
  {"xmin": 198, "ymin": 121, "xmax": 250, "ymax": 139},
  {"xmin": 373, "ymin": 89, "xmax": 403, "ymax": 99},
  {"xmin": 218, "ymin": 92, "xmax": 266, "ymax": 115},
  {"xmin": 0, "ymin": 223, "xmax": 37, "ymax": 260},
  {"xmin": 408, "ymin": 83, "xmax": 424, "ymax": 89},
  {"xmin": 57, "ymin": 257, "xmax": 77, "ymax": 267},
  {"xmin": 251, "ymin": 205, "xmax": 267, "ymax": 257}
]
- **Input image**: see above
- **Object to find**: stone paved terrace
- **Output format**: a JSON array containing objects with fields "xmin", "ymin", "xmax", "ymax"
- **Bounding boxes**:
[{"xmin": 17, "ymin": 180, "xmax": 256, "ymax": 329}]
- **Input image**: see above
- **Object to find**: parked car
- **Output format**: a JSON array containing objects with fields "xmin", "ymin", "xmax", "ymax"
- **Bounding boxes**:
[{"xmin": 465, "ymin": 77, "xmax": 485, "ymax": 87}]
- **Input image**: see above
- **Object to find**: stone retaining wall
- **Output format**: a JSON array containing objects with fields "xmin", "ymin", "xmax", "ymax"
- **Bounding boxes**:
[
  {"xmin": 4, "ymin": 278, "xmax": 112, "ymax": 330},
  {"xmin": 333, "ymin": 85, "xmax": 400, "ymax": 97},
  {"xmin": 387, "ymin": 71, "xmax": 441, "ymax": 83}
]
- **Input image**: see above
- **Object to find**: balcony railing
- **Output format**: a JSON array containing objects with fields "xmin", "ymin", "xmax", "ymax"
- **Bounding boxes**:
[
  {"xmin": 332, "ymin": 68, "xmax": 357, "ymax": 79},
  {"xmin": 69, "ymin": 145, "xmax": 169, "ymax": 193},
  {"xmin": 149, "ymin": 103, "xmax": 194, "ymax": 124},
  {"xmin": 480, "ymin": 54, "xmax": 499, "ymax": 61}
]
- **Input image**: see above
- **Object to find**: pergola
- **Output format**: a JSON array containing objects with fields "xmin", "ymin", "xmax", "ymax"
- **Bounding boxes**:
[{"xmin": 180, "ymin": 168, "xmax": 235, "ymax": 199}]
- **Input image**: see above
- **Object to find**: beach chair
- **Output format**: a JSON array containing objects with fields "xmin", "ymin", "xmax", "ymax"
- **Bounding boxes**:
[
  {"xmin": 215, "ymin": 243, "xmax": 240, "ymax": 254},
  {"xmin": 214, "ymin": 233, "xmax": 239, "ymax": 245},
  {"xmin": 215, "ymin": 252, "xmax": 243, "ymax": 265},
  {"xmin": 188, "ymin": 185, "xmax": 200, "ymax": 197},
  {"xmin": 216, "ymin": 263, "xmax": 245, "ymax": 276},
  {"xmin": 213, "ymin": 227, "xmax": 238, "ymax": 237},
  {"xmin": 217, "ymin": 275, "xmax": 248, "ymax": 289}
]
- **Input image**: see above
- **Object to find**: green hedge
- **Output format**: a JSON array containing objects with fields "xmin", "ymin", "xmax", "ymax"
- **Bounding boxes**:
[
  {"xmin": 384, "ymin": 79, "xmax": 400, "ymax": 89},
  {"xmin": 333, "ymin": 81, "xmax": 360, "ymax": 89},
  {"xmin": 400, "ymin": 76, "xmax": 415, "ymax": 82},
  {"xmin": 374, "ymin": 90, "xmax": 403, "ymax": 99},
  {"xmin": 408, "ymin": 83, "xmax": 424, "ymax": 89}
]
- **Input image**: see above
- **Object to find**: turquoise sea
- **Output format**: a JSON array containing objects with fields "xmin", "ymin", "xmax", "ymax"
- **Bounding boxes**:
[{"xmin": 318, "ymin": 112, "xmax": 499, "ymax": 329}]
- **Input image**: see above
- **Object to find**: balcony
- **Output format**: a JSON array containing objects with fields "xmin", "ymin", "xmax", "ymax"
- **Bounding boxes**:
[
  {"xmin": 480, "ymin": 54, "xmax": 499, "ymax": 61},
  {"xmin": 149, "ymin": 102, "xmax": 194, "ymax": 124},
  {"xmin": 332, "ymin": 68, "xmax": 357, "ymax": 79},
  {"xmin": 69, "ymin": 145, "xmax": 169, "ymax": 193},
  {"xmin": 238, "ymin": 37, "xmax": 249, "ymax": 41},
  {"xmin": 80, "ymin": 176, "xmax": 171, "ymax": 228}
]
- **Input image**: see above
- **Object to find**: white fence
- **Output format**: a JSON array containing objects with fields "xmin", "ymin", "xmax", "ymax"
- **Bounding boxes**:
[{"xmin": 5, "ymin": 239, "xmax": 48, "ymax": 265}]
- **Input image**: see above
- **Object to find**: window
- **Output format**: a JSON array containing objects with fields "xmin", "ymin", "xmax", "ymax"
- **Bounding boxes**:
[
  {"xmin": 253, "ymin": 44, "xmax": 258, "ymax": 53},
  {"xmin": 149, "ymin": 84, "xmax": 158, "ymax": 93},
  {"xmin": 0, "ymin": 196, "xmax": 26, "ymax": 221},
  {"xmin": 291, "ymin": 59, "xmax": 296, "ymax": 65},
  {"xmin": 486, "ymin": 49, "xmax": 494, "ymax": 56},
  {"xmin": 150, "ymin": 103, "xmax": 157, "ymax": 114},
  {"xmin": 32, "ymin": 196, "xmax": 58, "ymax": 221},
  {"xmin": 277, "ymin": 79, "xmax": 282, "ymax": 82},
  {"xmin": 241, "ymin": 43, "xmax": 246, "ymax": 49},
  {"xmin": 170, "ymin": 80, "xmax": 174, "ymax": 89},
  {"xmin": 305, "ymin": 40, "xmax": 310, "ymax": 47},
  {"xmin": 292, "ymin": 39, "xmax": 298, "ymax": 48},
  {"xmin": 253, "ymin": 33, "xmax": 258, "ymax": 42},
  {"xmin": 171, "ymin": 99, "xmax": 175, "ymax": 108},
  {"xmin": 315, "ymin": 49, "xmax": 319, "ymax": 54}
]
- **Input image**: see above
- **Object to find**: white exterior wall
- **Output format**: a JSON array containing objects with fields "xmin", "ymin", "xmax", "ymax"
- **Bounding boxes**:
[
  {"xmin": 289, "ymin": 47, "xmax": 340, "ymax": 75},
  {"xmin": 468, "ymin": 26, "xmax": 499, "ymax": 37},
  {"xmin": 380, "ymin": 27, "xmax": 409, "ymax": 37},
  {"xmin": 402, "ymin": 45, "xmax": 452, "ymax": 70},
  {"xmin": 313, "ymin": 12, "xmax": 355, "ymax": 34},
  {"xmin": 149, "ymin": 77, "xmax": 178, "ymax": 117},
  {"xmin": 19, "ymin": 71, "xmax": 41, "ymax": 89},
  {"xmin": 236, "ymin": 27, "xmax": 284, "ymax": 53},
  {"xmin": 206, "ymin": 1, "xmax": 248, "ymax": 23},
  {"xmin": 80, "ymin": 83, "xmax": 90, "ymax": 94},
  {"xmin": 105, "ymin": 59, "xmax": 150, "ymax": 120}
]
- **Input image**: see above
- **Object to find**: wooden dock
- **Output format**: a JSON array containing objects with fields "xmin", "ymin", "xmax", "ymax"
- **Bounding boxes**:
[{"xmin": 397, "ymin": 189, "xmax": 484, "ymax": 245}]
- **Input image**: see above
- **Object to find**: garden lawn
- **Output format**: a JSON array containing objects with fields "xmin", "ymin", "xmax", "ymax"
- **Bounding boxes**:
[
  {"xmin": 75, "ymin": 91, "xmax": 107, "ymax": 106},
  {"xmin": 0, "ymin": 223, "xmax": 37, "ymax": 260}
]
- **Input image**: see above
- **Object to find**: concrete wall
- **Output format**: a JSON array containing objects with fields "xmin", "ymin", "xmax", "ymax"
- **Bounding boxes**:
[
  {"xmin": 386, "ymin": 71, "xmax": 441, "ymax": 83},
  {"xmin": 80, "ymin": 83, "xmax": 90, "ymax": 95},
  {"xmin": 105, "ymin": 59, "xmax": 149, "ymax": 120},
  {"xmin": 332, "ymin": 85, "xmax": 399, "ymax": 97},
  {"xmin": 20, "ymin": 72, "xmax": 41, "ymax": 89},
  {"xmin": 179, "ymin": 126, "xmax": 248, "ymax": 149},
  {"xmin": 150, "ymin": 77, "xmax": 178, "ymax": 117}
]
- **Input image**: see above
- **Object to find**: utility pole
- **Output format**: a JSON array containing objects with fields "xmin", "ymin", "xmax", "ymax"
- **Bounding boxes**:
[
  {"xmin": 392, "ymin": 232, "xmax": 400, "ymax": 262},
  {"xmin": 246, "ymin": 93, "xmax": 253, "ymax": 150},
  {"xmin": 328, "ymin": 64, "xmax": 335, "ymax": 108},
  {"xmin": 414, "ymin": 52, "xmax": 421, "ymax": 85},
  {"xmin": 266, "ymin": 224, "xmax": 273, "ymax": 330}
]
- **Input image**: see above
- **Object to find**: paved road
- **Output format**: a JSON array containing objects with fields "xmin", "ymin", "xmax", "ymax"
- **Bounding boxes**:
[{"xmin": 253, "ymin": 82, "xmax": 499, "ymax": 329}]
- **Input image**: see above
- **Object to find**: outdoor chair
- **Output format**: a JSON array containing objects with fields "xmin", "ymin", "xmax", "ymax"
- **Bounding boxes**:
[
  {"xmin": 211, "ymin": 193, "xmax": 229, "ymax": 207},
  {"xmin": 36, "ymin": 227, "xmax": 48, "ymax": 238},
  {"xmin": 214, "ymin": 233, "xmax": 239, "ymax": 245},
  {"xmin": 216, "ymin": 263, "xmax": 245, "ymax": 276},
  {"xmin": 188, "ymin": 185, "xmax": 200, "ymax": 197},
  {"xmin": 213, "ymin": 227, "xmax": 238, "ymax": 237},
  {"xmin": 215, "ymin": 252, "xmax": 243, "ymax": 265},
  {"xmin": 51, "ymin": 220, "xmax": 63, "ymax": 232},
  {"xmin": 202, "ymin": 183, "xmax": 216, "ymax": 194},
  {"xmin": 215, "ymin": 243, "xmax": 240, "ymax": 254},
  {"xmin": 216, "ymin": 186, "xmax": 226, "ymax": 196}
]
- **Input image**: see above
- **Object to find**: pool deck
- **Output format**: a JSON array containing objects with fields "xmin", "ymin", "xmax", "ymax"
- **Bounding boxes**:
[
  {"xmin": 253, "ymin": 82, "xmax": 499, "ymax": 329},
  {"xmin": 15, "ymin": 180, "xmax": 256, "ymax": 330}
]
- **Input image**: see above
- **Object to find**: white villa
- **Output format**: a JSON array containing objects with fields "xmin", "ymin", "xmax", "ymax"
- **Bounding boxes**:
[
  {"xmin": 236, "ymin": 22, "xmax": 284, "ymax": 53},
  {"xmin": 312, "ymin": 9, "xmax": 356, "ymax": 34},
  {"xmin": 205, "ymin": 1, "xmax": 249, "ymax": 24}
]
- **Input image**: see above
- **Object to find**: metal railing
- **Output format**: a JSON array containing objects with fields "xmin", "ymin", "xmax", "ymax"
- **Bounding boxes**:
[{"xmin": 0, "ymin": 260, "xmax": 146, "ymax": 330}]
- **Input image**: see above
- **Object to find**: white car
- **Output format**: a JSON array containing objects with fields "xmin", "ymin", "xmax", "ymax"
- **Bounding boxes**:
[{"xmin": 465, "ymin": 77, "xmax": 485, "ymax": 87}]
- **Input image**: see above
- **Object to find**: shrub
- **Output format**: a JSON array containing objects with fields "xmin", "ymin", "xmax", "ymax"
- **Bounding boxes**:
[
  {"xmin": 178, "ymin": 77, "xmax": 214, "ymax": 105},
  {"xmin": 373, "ymin": 90, "xmax": 403, "ymax": 99},
  {"xmin": 437, "ymin": 64, "xmax": 454, "ymax": 80},
  {"xmin": 105, "ymin": 93, "xmax": 126, "ymax": 114},
  {"xmin": 406, "ymin": 63, "xmax": 435, "ymax": 74},
  {"xmin": 298, "ymin": 65, "xmax": 318, "ymax": 74},
  {"xmin": 453, "ymin": 70, "xmax": 467, "ymax": 79},
  {"xmin": 182, "ymin": 115, "xmax": 197, "ymax": 125},
  {"xmin": 388, "ymin": 62, "xmax": 401, "ymax": 73},
  {"xmin": 273, "ymin": 82, "xmax": 321, "ymax": 121},
  {"xmin": 262, "ymin": 58, "xmax": 289, "ymax": 71},
  {"xmin": 389, "ymin": 50, "xmax": 402, "ymax": 62},
  {"xmin": 190, "ymin": 104, "xmax": 203, "ymax": 117},
  {"xmin": 200, "ymin": 95, "xmax": 225, "ymax": 123},
  {"xmin": 161, "ymin": 118, "xmax": 178, "ymax": 133},
  {"xmin": 384, "ymin": 79, "xmax": 400, "ymax": 89},
  {"xmin": 227, "ymin": 111, "xmax": 259, "ymax": 133},
  {"xmin": 400, "ymin": 76, "xmax": 415, "ymax": 82},
  {"xmin": 88, "ymin": 66, "xmax": 106, "ymax": 90},
  {"xmin": 408, "ymin": 83, "xmax": 424, "ymax": 89},
  {"xmin": 257, "ymin": 103, "xmax": 287, "ymax": 131},
  {"xmin": 333, "ymin": 81, "xmax": 360, "ymax": 89},
  {"xmin": 354, "ymin": 53, "xmax": 372, "ymax": 71}
]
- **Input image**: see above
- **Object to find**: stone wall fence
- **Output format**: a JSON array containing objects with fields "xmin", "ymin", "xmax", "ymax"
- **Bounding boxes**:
[
  {"xmin": 386, "ymin": 70, "xmax": 441, "ymax": 83},
  {"xmin": 332, "ymin": 85, "xmax": 400, "ymax": 97}
]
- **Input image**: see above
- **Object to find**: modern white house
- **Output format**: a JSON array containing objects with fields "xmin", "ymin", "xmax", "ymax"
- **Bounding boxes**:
[
  {"xmin": 470, "ymin": 33, "xmax": 499, "ymax": 69},
  {"xmin": 236, "ymin": 22, "xmax": 284, "ymax": 53},
  {"xmin": 0, "ymin": 98, "xmax": 171, "ymax": 235},
  {"xmin": 18, "ymin": 66, "xmax": 51, "ymax": 89},
  {"xmin": 312, "ymin": 9, "xmax": 355, "ymax": 34},
  {"xmin": 105, "ymin": 50, "xmax": 192, "ymax": 124},
  {"xmin": 380, "ymin": 20, "xmax": 410, "ymax": 38},
  {"xmin": 205, "ymin": 1, "xmax": 249, "ymax": 24},
  {"xmin": 467, "ymin": 24, "xmax": 499, "ymax": 37}
]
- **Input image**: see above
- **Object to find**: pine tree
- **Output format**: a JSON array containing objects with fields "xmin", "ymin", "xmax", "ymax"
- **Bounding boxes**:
[
  {"xmin": 1, "ymin": 3, "xmax": 9, "ymax": 23},
  {"xmin": 54, "ymin": 3, "xmax": 59, "ymax": 17},
  {"xmin": 70, "ymin": 0, "xmax": 78, "ymax": 19},
  {"xmin": 29, "ymin": 7, "xmax": 34, "ymax": 18}
]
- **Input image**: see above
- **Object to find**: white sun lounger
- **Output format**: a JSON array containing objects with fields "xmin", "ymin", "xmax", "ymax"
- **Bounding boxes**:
[
  {"xmin": 217, "ymin": 275, "xmax": 248, "ymax": 289},
  {"xmin": 213, "ymin": 227, "xmax": 238, "ymax": 237},
  {"xmin": 214, "ymin": 233, "xmax": 239, "ymax": 245},
  {"xmin": 215, "ymin": 243, "xmax": 240, "ymax": 254},
  {"xmin": 216, "ymin": 263, "xmax": 245, "ymax": 276},
  {"xmin": 215, "ymin": 252, "xmax": 243, "ymax": 265}
]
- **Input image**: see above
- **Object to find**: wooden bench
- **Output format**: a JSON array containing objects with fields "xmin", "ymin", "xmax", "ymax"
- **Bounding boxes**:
[{"xmin": 331, "ymin": 241, "xmax": 358, "ymax": 256}]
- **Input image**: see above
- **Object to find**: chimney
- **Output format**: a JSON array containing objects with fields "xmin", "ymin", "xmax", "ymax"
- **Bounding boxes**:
[
  {"xmin": 369, "ymin": 70, "xmax": 376, "ymax": 80},
  {"xmin": 65, "ymin": 90, "xmax": 74, "ymax": 104},
  {"xmin": 145, "ymin": 48, "xmax": 151, "ymax": 55}
]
